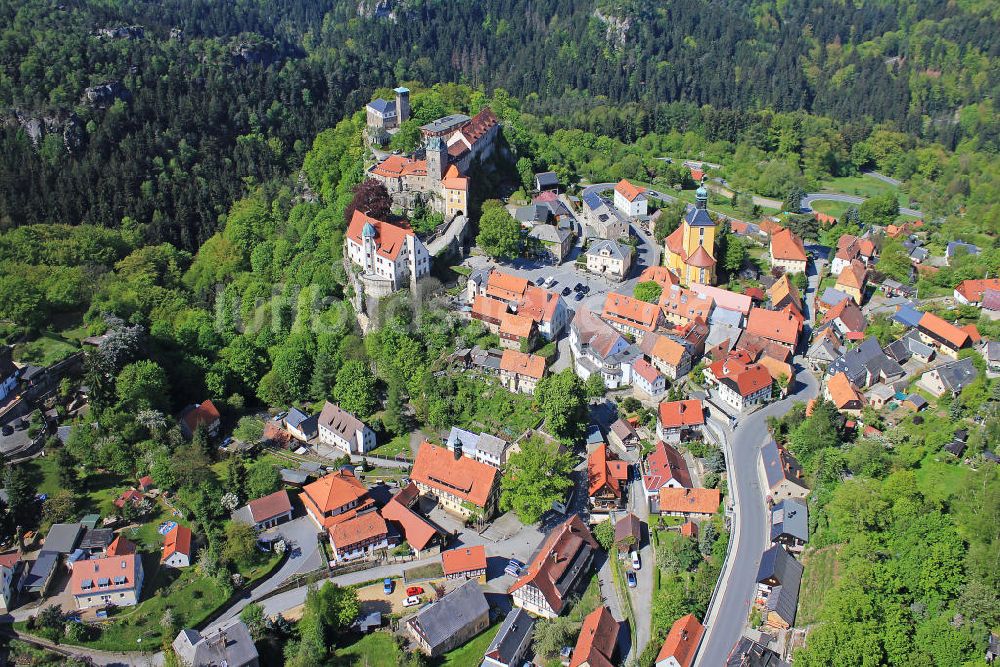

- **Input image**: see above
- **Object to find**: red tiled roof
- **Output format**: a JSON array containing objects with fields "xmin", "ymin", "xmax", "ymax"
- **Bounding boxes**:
[
  {"xmin": 690, "ymin": 284, "xmax": 752, "ymax": 315},
  {"xmin": 486, "ymin": 270, "xmax": 530, "ymax": 301},
  {"xmin": 658, "ymin": 399, "xmax": 705, "ymax": 429},
  {"xmin": 70, "ymin": 555, "xmax": 140, "ymax": 597},
  {"xmin": 615, "ymin": 179, "xmax": 646, "ymax": 202},
  {"xmin": 499, "ymin": 312, "xmax": 535, "ymax": 339},
  {"xmin": 836, "ymin": 259, "xmax": 867, "ymax": 291},
  {"xmin": 460, "ymin": 107, "xmax": 499, "ymax": 146},
  {"xmin": 509, "ymin": 515, "xmax": 597, "ymax": 614},
  {"xmin": 770, "ymin": 228, "xmax": 808, "ymax": 262},
  {"xmin": 686, "ymin": 244, "xmax": 716, "ymax": 268},
  {"xmin": 680, "ymin": 521, "xmax": 698, "ymax": 538},
  {"xmin": 827, "ymin": 372, "xmax": 863, "ymax": 410},
  {"xmin": 656, "ymin": 613, "xmax": 705, "ymax": 667},
  {"xmin": 822, "ymin": 298, "xmax": 866, "ymax": 333},
  {"xmin": 569, "ymin": 606, "xmax": 619, "ymax": 667},
  {"xmin": 381, "ymin": 490, "xmax": 440, "ymax": 551},
  {"xmin": 346, "ymin": 210, "xmax": 415, "ymax": 262},
  {"xmin": 248, "ymin": 490, "xmax": 293, "ymax": 524},
  {"xmin": 709, "ymin": 355, "xmax": 773, "ymax": 397},
  {"xmin": 114, "ymin": 489, "xmax": 143, "ymax": 509},
  {"xmin": 659, "ymin": 487, "xmax": 721, "ymax": 515},
  {"xmin": 918, "ymin": 312, "xmax": 971, "ymax": 350},
  {"xmin": 411, "ymin": 442, "xmax": 498, "ymax": 509},
  {"xmin": 328, "ymin": 511, "xmax": 388, "ymax": 550},
  {"xmin": 962, "ymin": 323, "xmax": 981, "ymax": 344},
  {"xmin": 588, "ymin": 444, "xmax": 629, "ymax": 499},
  {"xmin": 499, "ymin": 349, "xmax": 546, "ymax": 379},
  {"xmin": 303, "ymin": 470, "xmax": 369, "ymax": 524},
  {"xmin": 602, "ymin": 292, "xmax": 660, "ymax": 332},
  {"xmin": 181, "ymin": 399, "xmax": 220, "ymax": 435},
  {"xmin": 955, "ymin": 278, "xmax": 1000, "ymax": 304},
  {"xmin": 643, "ymin": 440, "xmax": 692, "ymax": 491},
  {"xmin": 658, "ymin": 285, "xmax": 714, "ymax": 323},
  {"xmin": 138, "ymin": 475, "xmax": 154, "ymax": 489},
  {"xmin": 0, "ymin": 551, "xmax": 20, "ymax": 569},
  {"xmin": 746, "ymin": 307, "xmax": 802, "ymax": 346},
  {"xmin": 472, "ymin": 294, "xmax": 508, "ymax": 323},
  {"xmin": 744, "ymin": 287, "xmax": 765, "ymax": 301},
  {"xmin": 161, "ymin": 525, "xmax": 192, "ymax": 562},
  {"xmin": 370, "ymin": 154, "xmax": 427, "ymax": 179},
  {"xmin": 441, "ymin": 545, "xmax": 486, "ymax": 575},
  {"xmin": 638, "ymin": 266, "xmax": 680, "ymax": 288},
  {"xmin": 632, "ymin": 358, "xmax": 662, "ymax": 384},
  {"xmin": 645, "ymin": 333, "xmax": 688, "ymax": 367},
  {"xmin": 106, "ymin": 535, "xmax": 135, "ymax": 556},
  {"xmin": 441, "ymin": 164, "xmax": 468, "ymax": 191}
]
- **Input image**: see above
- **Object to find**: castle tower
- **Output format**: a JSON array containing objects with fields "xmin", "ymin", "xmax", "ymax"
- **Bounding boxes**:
[
  {"xmin": 362, "ymin": 220, "xmax": 377, "ymax": 273},
  {"xmin": 394, "ymin": 86, "xmax": 410, "ymax": 125},
  {"xmin": 426, "ymin": 135, "xmax": 447, "ymax": 182}
]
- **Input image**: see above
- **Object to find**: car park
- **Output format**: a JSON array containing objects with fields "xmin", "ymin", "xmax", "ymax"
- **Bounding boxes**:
[
  {"xmin": 406, "ymin": 586, "xmax": 424, "ymax": 596},
  {"xmin": 402, "ymin": 596, "xmax": 422, "ymax": 607},
  {"xmin": 627, "ymin": 571, "xmax": 637, "ymax": 588}
]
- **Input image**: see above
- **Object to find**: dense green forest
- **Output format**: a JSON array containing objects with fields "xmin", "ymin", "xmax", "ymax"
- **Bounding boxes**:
[{"xmin": 1, "ymin": 0, "xmax": 998, "ymax": 248}]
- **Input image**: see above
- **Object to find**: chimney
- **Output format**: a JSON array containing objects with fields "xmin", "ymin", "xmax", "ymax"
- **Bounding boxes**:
[{"xmin": 681, "ymin": 629, "xmax": 689, "ymax": 641}]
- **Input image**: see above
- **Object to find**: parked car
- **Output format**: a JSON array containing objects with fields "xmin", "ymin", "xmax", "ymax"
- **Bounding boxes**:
[
  {"xmin": 631, "ymin": 551, "xmax": 641, "ymax": 570},
  {"xmin": 505, "ymin": 559, "xmax": 525, "ymax": 577},
  {"xmin": 544, "ymin": 276, "xmax": 556, "ymax": 287},
  {"xmin": 406, "ymin": 586, "xmax": 424, "ymax": 596},
  {"xmin": 536, "ymin": 275, "xmax": 546, "ymax": 285},
  {"xmin": 573, "ymin": 282, "xmax": 585, "ymax": 292},
  {"xmin": 574, "ymin": 292, "xmax": 584, "ymax": 301},
  {"xmin": 383, "ymin": 578, "xmax": 393, "ymax": 595},
  {"xmin": 402, "ymin": 596, "xmax": 422, "ymax": 607},
  {"xmin": 627, "ymin": 571, "xmax": 637, "ymax": 588},
  {"xmin": 561, "ymin": 286, "xmax": 572, "ymax": 296}
]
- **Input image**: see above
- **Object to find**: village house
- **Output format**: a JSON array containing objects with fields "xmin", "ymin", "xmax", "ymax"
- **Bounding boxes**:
[
  {"xmin": 173, "ymin": 622, "xmax": 259, "ymax": 667},
  {"xmin": 642, "ymin": 440, "xmax": 693, "ymax": 506},
  {"xmin": 498, "ymin": 312, "xmax": 537, "ymax": 350},
  {"xmin": 568, "ymin": 606, "xmax": 620, "ymax": 667},
  {"xmin": 954, "ymin": 278, "xmax": 1000, "ymax": 306},
  {"xmin": 690, "ymin": 284, "xmax": 752, "ymax": 327},
  {"xmin": 614, "ymin": 179, "xmax": 648, "ymax": 217},
  {"xmin": 830, "ymin": 234, "xmax": 877, "ymax": 276},
  {"xmin": 767, "ymin": 274, "xmax": 804, "ymax": 319},
  {"xmin": 483, "ymin": 608, "xmax": 536, "ymax": 667},
  {"xmin": 327, "ymin": 511, "xmax": 391, "ymax": 563},
  {"xmin": 534, "ymin": 171, "xmax": 559, "ymax": 192},
  {"xmin": 178, "ymin": 399, "xmax": 220, "ymax": 439},
  {"xmin": 0, "ymin": 552, "xmax": 21, "ymax": 613},
  {"xmin": 865, "ymin": 383, "xmax": 896, "ymax": 410},
  {"xmin": 407, "ymin": 580, "xmax": 490, "ymax": 657},
  {"xmin": 70, "ymin": 554, "xmax": 144, "ymax": 610},
  {"xmin": 917, "ymin": 311, "xmax": 973, "ymax": 358},
  {"xmin": 585, "ymin": 239, "xmax": 633, "ymax": 280},
  {"xmin": 755, "ymin": 545, "xmax": 803, "ymax": 630},
  {"xmin": 658, "ymin": 487, "xmax": 721, "ymax": 518},
  {"xmin": 760, "ymin": 439, "xmax": 810, "ymax": 500},
  {"xmin": 806, "ymin": 328, "xmax": 843, "ymax": 372},
  {"xmin": 824, "ymin": 371, "xmax": 865, "ymax": 416},
  {"xmin": 380, "ymin": 484, "xmax": 447, "ymax": 558},
  {"xmin": 602, "ymin": 292, "xmax": 663, "ymax": 338},
  {"xmin": 614, "ymin": 513, "xmax": 642, "ymax": 552},
  {"xmin": 283, "ymin": 408, "xmax": 317, "ymax": 441},
  {"xmin": 632, "ymin": 358, "xmax": 667, "ymax": 398},
  {"xmin": 467, "ymin": 269, "xmax": 570, "ymax": 340},
  {"xmin": 441, "ymin": 545, "xmax": 487, "ymax": 582},
  {"xmin": 411, "ymin": 441, "xmax": 500, "ymax": 520},
  {"xmin": 639, "ymin": 332, "xmax": 692, "ymax": 381},
  {"xmin": 946, "ymin": 240, "xmax": 979, "ymax": 265},
  {"xmin": 770, "ymin": 498, "xmax": 809, "ymax": 552},
  {"xmin": 704, "ymin": 351, "xmax": 774, "ymax": 413},
  {"xmin": 588, "ymin": 443, "xmax": 630, "ymax": 513},
  {"xmin": 817, "ymin": 298, "xmax": 866, "ymax": 338},
  {"xmin": 726, "ymin": 637, "xmax": 786, "ymax": 666},
  {"xmin": 655, "ymin": 613, "xmax": 705, "ymax": 667},
  {"xmin": 0, "ymin": 347, "xmax": 19, "ymax": 402},
  {"xmin": 302, "ymin": 469, "xmax": 374, "ymax": 531},
  {"xmin": 529, "ymin": 224, "xmax": 573, "ymax": 263},
  {"xmin": 745, "ymin": 307, "xmax": 803, "ymax": 352},
  {"xmin": 232, "ymin": 489, "xmax": 293, "ymax": 531},
  {"xmin": 509, "ymin": 514, "xmax": 597, "ymax": 619},
  {"xmin": 161, "ymin": 525, "xmax": 193, "ymax": 568},
  {"xmin": 581, "ymin": 191, "xmax": 629, "ymax": 241},
  {"xmin": 769, "ymin": 228, "xmax": 808, "ymax": 274},
  {"xmin": 444, "ymin": 427, "xmax": 514, "ymax": 468},
  {"xmin": 316, "ymin": 401, "xmax": 376, "ymax": 456},
  {"xmin": 656, "ymin": 399, "xmax": 705, "ymax": 444},
  {"xmin": 658, "ymin": 284, "xmax": 715, "ymax": 328},
  {"xmin": 917, "ymin": 357, "xmax": 979, "ymax": 398},
  {"xmin": 499, "ymin": 349, "xmax": 546, "ymax": 395},
  {"xmin": 609, "ymin": 418, "xmax": 640, "ymax": 453},
  {"xmin": 344, "ymin": 211, "xmax": 431, "ymax": 297},
  {"xmin": 569, "ymin": 308, "xmax": 641, "ymax": 389},
  {"xmin": 826, "ymin": 337, "xmax": 906, "ymax": 390},
  {"xmin": 664, "ymin": 185, "xmax": 718, "ymax": 286},
  {"xmin": 817, "ymin": 287, "xmax": 851, "ymax": 314},
  {"xmin": 835, "ymin": 259, "xmax": 868, "ymax": 304}
]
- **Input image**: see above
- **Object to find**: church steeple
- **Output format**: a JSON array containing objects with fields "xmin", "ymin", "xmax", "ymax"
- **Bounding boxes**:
[{"xmin": 695, "ymin": 179, "xmax": 708, "ymax": 210}]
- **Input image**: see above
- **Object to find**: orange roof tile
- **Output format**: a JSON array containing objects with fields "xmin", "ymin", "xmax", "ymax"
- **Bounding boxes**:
[
  {"xmin": 588, "ymin": 444, "xmax": 629, "ymax": 498},
  {"xmin": 659, "ymin": 285, "xmax": 714, "ymax": 323},
  {"xmin": 686, "ymin": 244, "xmax": 717, "ymax": 268},
  {"xmin": 499, "ymin": 349, "xmax": 546, "ymax": 379},
  {"xmin": 380, "ymin": 490, "xmax": 440, "ymax": 552},
  {"xmin": 615, "ymin": 179, "xmax": 646, "ymax": 202},
  {"xmin": 248, "ymin": 490, "xmax": 293, "ymax": 524},
  {"xmin": 499, "ymin": 312, "xmax": 535, "ymax": 339},
  {"xmin": 328, "ymin": 511, "xmax": 388, "ymax": 550},
  {"xmin": 441, "ymin": 545, "xmax": 486, "ymax": 575},
  {"xmin": 836, "ymin": 259, "xmax": 867, "ymax": 291},
  {"xmin": 569, "ymin": 606, "xmax": 618, "ymax": 667},
  {"xmin": 181, "ymin": 400, "xmax": 220, "ymax": 435},
  {"xmin": 770, "ymin": 228, "xmax": 808, "ymax": 262},
  {"xmin": 648, "ymin": 333, "xmax": 688, "ymax": 367},
  {"xmin": 161, "ymin": 524, "xmax": 192, "ymax": 562},
  {"xmin": 746, "ymin": 307, "xmax": 802, "ymax": 346},
  {"xmin": 680, "ymin": 521, "xmax": 698, "ymax": 538},
  {"xmin": 70, "ymin": 555, "xmax": 141, "ymax": 597},
  {"xmin": 638, "ymin": 266, "xmax": 680, "ymax": 288},
  {"xmin": 955, "ymin": 278, "xmax": 1000, "ymax": 304},
  {"xmin": 471, "ymin": 294, "xmax": 508, "ymax": 322},
  {"xmin": 767, "ymin": 274, "xmax": 802, "ymax": 313},
  {"xmin": 631, "ymin": 358, "xmax": 662, "ymax": 384},
  {"xmin": 441, "ymin": 164, "xmax": 469, "ymax": 191},
  {"xmin": 106, "ymin": 534, "xmax": 135, "ymax": 556},
  {"xmin": 509, "ymin": 515, "xmax": 597, "ymax": 614},
  {"xmin": 411, "ymin": 442, "xmax": 498, "ymax": 508},
  {"xmin": 827, "ymin": 372, "xmax": 864, "ymax": 410},
  {"xmin": 303, "ymin": 469, "xmax": 369, "ymax": 518},
  {"xmin": 370, "ymin": 154, "xmax": 427, "ymax": 178},
  {"xmin": 643, "ymin": 440, "xmax": 692, "ymax": 490},
  {"xmin": 918, "ymin": 311, "xmax": 971, "ymax": 350},
  {"xmin": 602, "ymin": 292, "xmax": 660, "ymax": 332},
  {"xmin": 658, "ymin": 487, "xmax": 721, "ymax": 515},
  {"xmin": 757, "ymin": 355, "xmax": 793, "ymax": 384},
  {"xmin": 656, "ymin": 613, "xmax": 705, "ymax": 667},
  {"xmin": 346, "ymin": 210, "xmax": 415, "ymax": 261},
  {"xmin": 658, "ymin": 399, "xmax": 705, "ymax": 429},
  {"xmin": 485, "ymin": 271, "xmax": 530, "ymax": 301}
]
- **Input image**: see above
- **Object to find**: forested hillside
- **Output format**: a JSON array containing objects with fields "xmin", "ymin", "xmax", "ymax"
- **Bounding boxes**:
[{"xmin": 1, "ymin": 0, "xmax": 998, "ymax": 248}]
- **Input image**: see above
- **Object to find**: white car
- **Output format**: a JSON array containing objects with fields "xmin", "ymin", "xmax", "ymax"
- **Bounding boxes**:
[
  {"xmin": 630, "ymin": 551, "xmax": 641, "ymax": 570},
  {"xmin": 402, "ymin": 595, "xmax": 422, "ymax": 608},
  {"xmin": 544, "ymin": 276, "xmax": 556, "ymax": 287}
]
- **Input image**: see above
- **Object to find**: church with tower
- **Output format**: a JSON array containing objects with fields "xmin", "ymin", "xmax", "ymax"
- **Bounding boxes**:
[{"xmin": 663, "ymin": 183, "xmax": 718, "ymax": 286}]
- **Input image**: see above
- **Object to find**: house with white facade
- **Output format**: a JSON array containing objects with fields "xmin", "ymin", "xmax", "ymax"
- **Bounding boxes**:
[
  {"xmin": 345, "ymin": 211, "xmax": 431, "ymax": 297},
  {"xmin": 585, "ymin": 240, "xmax": 633, "ymax": 281},
  {"xmin": 317, "ymin": 401, "xmax": 376, "ymax": 455},
  {"xmin": 569, "ymin": 308, "xmax": 641, "ymax": 389},
  {"xmin": 614, "ymin": 179, "xmax": 648, "ymax": 218}
]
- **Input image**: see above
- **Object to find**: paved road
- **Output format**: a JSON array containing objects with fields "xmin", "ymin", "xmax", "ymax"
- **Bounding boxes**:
[
  {"xmin": 862, "ymin": 170, "xmax": 901, "ymax": 187},
  {"xmin": 801, "ymin": 192, "xmax": 923, "ymax": 218},
  {"xmin": 626, "ymin": 472, "xmax": 654, "ymax": 658},
  {"xmin": 695, "ymin": 367, "xmax": 819, "ymax": 666}
]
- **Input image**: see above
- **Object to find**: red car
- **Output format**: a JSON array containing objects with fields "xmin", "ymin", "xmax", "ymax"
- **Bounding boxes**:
[{"xmin": 406, "ymin": 586, "xmax": 424, "ymax": 597}]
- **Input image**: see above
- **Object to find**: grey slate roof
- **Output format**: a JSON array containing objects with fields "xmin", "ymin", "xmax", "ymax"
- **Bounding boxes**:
[
  {"xmin": 986, "ymin": 341, "xmax": 1000, "ymax": 364},
  {"xmin": 446, "ymin": 427, "xmax": 480, "ymax": 458},
  {"xmin": 44, "ymin": 523, "xmax": 83, "ymax": 554},
  {"xmin": 285, "ymin": 408, "xmax": 317, "ymax": 437},
  {"xmin": 483, "ymin": 607, "xmax": 535, "ymax": 666},
  {"xmin": 318, "ymin": 401, "xmax": 367, "ymax": 440},
  {"xmin": 408, "ymin": 579, "xmax": 489, "ymax": 652},
  {"xmin": 946, "ymin": 240, "xmax": 979, "ymax": 258},
  {"xmin": 534, "ymin": 171, "xmax": 559, "ymax": 188},
  {"xmin": 420, "ymin": 114, "xmax": 470, "ymax": 135},
  {"xmin": 933, "ymin": 357, "xmax": 978, "ymax": 393},
  {"xmin": 367, "ymin": 98, "xmax": 395, "ymax": 115},
  {"xmin": 756, "ymin": 545, "xmax": 803, "ymax": 591},
  {"xmin": 819, "ymin": 287, "xmax": 851, "ymax": 308},
  {"xmin": 806, "ymin": 337, "xmax": 841, "ymax": 364},
  {"xmin": 476, "ymin": 433, "xmax": 509, "ymax": 461},
  {"xmin": 515, "ymin": 204, "xmax": 550, "ymax": 225},
  {"xmin": 172, "ymin": 621, "xmax": 259, "ymax": 667},
  {"xmin": 684, "ymin": 205, "xmax": 714, "ymax": 227},
  {"xmin": 529, "ymin": 224, "xmax": 571, "ymax": 244},
  {"xmin": 79, "ymin": 528, "xmax": 114, "ymax": 551},
  {"xmin": 586, "ymin": 239, "xmax": 631, "ymax": 261},
  {"xmin": 726, "ymin": 637, "xmax": 789, "ymax": 667},
  {"xmin": 826, "ymin": 337, "xmax": 904, "ymax": 387},
  {"xmin": 23, "ymin": 550, "xmax": 59, "ymax": 593},
  {"xmin": 761, "ymin": 440, "xmax": 808, "ymax": 493},
  {"xmin": 770, "ymin": 499, "xmax": 808, "ymax": 544},
  {"xmin": 893, "ymin": 304, "xmax": 923, "ymax": 328}
]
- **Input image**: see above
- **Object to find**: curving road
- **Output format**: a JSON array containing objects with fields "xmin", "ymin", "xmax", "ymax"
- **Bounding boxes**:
[{"xmin": 801, "ymin": 192, "xmax": 923, "ymax": 218}]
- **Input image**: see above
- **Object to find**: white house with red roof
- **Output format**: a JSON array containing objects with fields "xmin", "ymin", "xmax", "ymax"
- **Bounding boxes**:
[
  {"xmin": 642, "ymin": 440, "xmax": 693, "ymax": 504},
  {"xmin": 0, "ymin": 551, "xmax": 20, "ymax": 612},
  {"xmin": 232, "ymin": 490, "xmax": 293, "ymax": 531},
  {"xmin": 704, "ymin": 350, "xmax": 774, "ymax": 412},
  {"xmin": 178, "ymin": 400, "xmax": 220, "ymax": 439},
  {"xmin": 614, "ymin": 179, "xmax": 648, "ymax": 217},
  {"xmin": 70, "ymin": 554, "xmax": 144, "ymax": 610},
  {"xmin": 161, "ymin": 525, "xmax": 193, "ymax": 568},
  {"xmin": 656, "ymin": 399, "xmax": 705, "ymax": 444},
  {"xmin": 345, "ymin": 211, "xmax": 430, "ymax": 296}
]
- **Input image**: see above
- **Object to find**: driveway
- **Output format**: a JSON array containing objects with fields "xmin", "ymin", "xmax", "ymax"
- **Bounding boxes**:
[
  {"xmin": 694, "ymin": 368, "xmax": 819, "ymax": 666},
  {"xmin": 626, "ymin": 474, "xmax": 654, "ymax": 658}
]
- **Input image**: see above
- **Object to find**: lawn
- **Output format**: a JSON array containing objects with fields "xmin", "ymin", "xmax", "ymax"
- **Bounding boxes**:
[
  {"xmin": 810, "ymin": 199, "xmax": 852, "ymax": 219},
  {"xmin": 12, "ymin": 332, "xmax": 78, "ymax": 366},
  {"xmin": 914, "ymin": 450, "xmax": 972, "ymax": 506},
  {"xmin": 369, "ymin": 434, "xmax": 413, "ymax": 459},
  {"xmin": 434, "ymin": 623, "xmax": 501, "ymax": 666},
  {"xmin": 797, "ymin": 545, "xmax": 843, "ymax": 625},
  {"xmin": 818, "ymin": 175, "xmax": 896, "ymax": 200},
  {"xmin": 670, "ymin": 187, "xmax": 779, "ymax": 219},
  {"xmin": 335, "ymin": 631, "xmax": 403, "ymax": 666}
]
